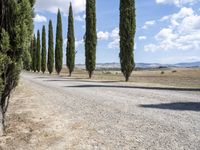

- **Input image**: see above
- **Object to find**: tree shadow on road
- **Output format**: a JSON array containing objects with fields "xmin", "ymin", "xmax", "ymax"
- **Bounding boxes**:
[
  {"xmin": 138, "ymin": 102, "xmax": 200, "ymax": 111},
  {"xmin": 43, "ymin": 79, "xmax": 120, "ymax": 83},
  {"xmin": 64, "ymin": 84, "xmax": 200, "ymax": 92}
]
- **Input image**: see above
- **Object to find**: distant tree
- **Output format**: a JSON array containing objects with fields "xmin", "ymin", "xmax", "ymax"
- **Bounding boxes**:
[
  {"xmin": 119, "ymin": 0, "xmax": 136, "ymax": 81},
  {"xmin": 32, "ymin": 35, "xmax": 37, "ymax": 72},
  {"xmin": 29, "ymin": 37, "xmax": 34, "ymax": 71},
  {"xmin": 36, "ymin": 30, "xmax": 41, "ymax": 72},
  {"xmin": 85, "ymin": 0, "xmax": 97, "ymax": 78},
  {"xmin": 29, "ymin": 34, "xmax": 35, "ymax": 71},
  {"xmin": 22, "ymin": 30, "xmax": 32, "ymax": 71},
  {"xmin": 41, "ymin": 25, "xmax": 46, "ymax": 73},
  {"xmin": 55, "ymin": 9, "xmax": 63, "ymax": 75},
  {"xmin": 21, "ymin": 0, "xmax": 35, "ymax": 71},
  {"xmin": 47, "ymin": 20, "xmax": 54, "ymax": 74},
  {"xmin": 66, "ymin": 3, "xmax": 75, "ymax": 76}
]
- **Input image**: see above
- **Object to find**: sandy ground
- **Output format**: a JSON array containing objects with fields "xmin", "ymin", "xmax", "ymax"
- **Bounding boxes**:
[{"xmin": 0, "ymin": 71, "xmax": 200, "ymax": 150}]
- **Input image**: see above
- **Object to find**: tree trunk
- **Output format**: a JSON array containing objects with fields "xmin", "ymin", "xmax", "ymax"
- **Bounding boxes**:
[
  {"xmin": 69, "ymin": 72, "xmax": 72, "ymax": 77},
  {"xmin": 0, "ymin": 107, "xmax": 4, "ymax": 136},
  {"xmin": 89, "ymin": 71, "xmax": 92, "ymax": 79},
  {"xmin": 125, "ymin": 75, "xmax": 129, "ymax": 82}
]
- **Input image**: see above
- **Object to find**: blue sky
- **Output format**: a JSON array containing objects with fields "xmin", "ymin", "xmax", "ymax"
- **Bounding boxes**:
[{"xmin": 34, "ymin": 0, "xmax": 200, "ymax": 64}]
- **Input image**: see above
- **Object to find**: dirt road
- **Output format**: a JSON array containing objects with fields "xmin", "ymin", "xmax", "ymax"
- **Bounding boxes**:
[{"xmin": 1, "ymin": 72, "xmax": 200, "ymax": 150}]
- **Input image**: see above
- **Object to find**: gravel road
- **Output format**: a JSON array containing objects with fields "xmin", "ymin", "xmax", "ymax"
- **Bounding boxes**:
[{"xmin": 3, "ymin": 71, "xmax": 200, "ymax": 150}]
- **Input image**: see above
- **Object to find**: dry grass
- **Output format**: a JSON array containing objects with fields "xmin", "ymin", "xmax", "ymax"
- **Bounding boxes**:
[{"xmin": 40, "ymin": 66, "xmax": 200, "ymax": 89}]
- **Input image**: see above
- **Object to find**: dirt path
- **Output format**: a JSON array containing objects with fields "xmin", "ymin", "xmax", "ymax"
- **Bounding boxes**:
[{"xmin": 0, "ymin": 72, "xmax": 200, "ymax": 150}]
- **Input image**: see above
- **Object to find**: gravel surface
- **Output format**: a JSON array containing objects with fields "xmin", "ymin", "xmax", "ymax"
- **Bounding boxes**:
[{"xmin": 1, "ymin": 71, "xmax": 200, "ymax": 150}]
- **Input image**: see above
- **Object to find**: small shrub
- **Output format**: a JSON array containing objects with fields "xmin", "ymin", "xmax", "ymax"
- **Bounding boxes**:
[
  {"xmin": 172, "ymin": 70, "xmax": 177, "ymax": 73},
  {"xmin": 105, "ymin": 71, "xmax": 112, "ymax": 75},
  {"xmin": 161, "ymin": 71, "xmax": 165, "ymax": 74}
]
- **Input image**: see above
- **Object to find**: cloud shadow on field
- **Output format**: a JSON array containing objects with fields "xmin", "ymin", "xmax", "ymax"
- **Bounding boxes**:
[
  {"xmin": 139, "ymin": 102, "xmax": 200, "ymax": 111},
  {"xmin": 64, "ymin": 84, "xmax": 200, "ymax": 92}
]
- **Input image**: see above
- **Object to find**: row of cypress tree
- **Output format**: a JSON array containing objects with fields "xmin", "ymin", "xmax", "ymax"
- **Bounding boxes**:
[
  {"xmin": 31, "ymin": 0, "xmax": 136, "ymax": 81},
  {"xmin": 30, "ymin": 5, "xmax": 71, "ymax": 75}
]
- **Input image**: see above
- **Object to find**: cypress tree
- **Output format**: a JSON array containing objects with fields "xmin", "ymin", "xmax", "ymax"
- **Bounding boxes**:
[
  {"xmin": 66, "ymin": 3, "xmax": 75, "ymax": 77},
  {"xmin": 55, "ymin": 9, "xmax": 63, "ymax": 75},
  {"xmin": 41, "ymin": 25, "xmax": 46, "ymax": 73},
  {"xmin": 36, "ymin": 30, "xmax": 41, "ymax": 72},
  {"xmin": 0, "ymin": 0, "xmax": 35, "ymax": 135},
  {"xmin": 32, "ymin": 34, "xmax": 37, "ymax": 72},
  {"xmin": 47, "ymin": 20, "xmax": 54, "ymax": 74},
  {"xmin": 119, "ymin": 0, "xmax": 136, "ymax": 82},
  {"xmin": 30, "ymin": 37, "xmax": 34, "ymax": 71},
  {"xmin": 85, "ymin": 0, "xmax": 97, "ymax": 78}
]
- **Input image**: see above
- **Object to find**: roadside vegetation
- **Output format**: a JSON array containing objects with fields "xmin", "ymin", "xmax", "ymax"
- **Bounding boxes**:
[
  {"xmin": 30, "ymin": 0, "xmax": 136, "ymax": 82},
  {"xmin": 0, "ymin": 0, "xmax": 35, "ymax": 135}
]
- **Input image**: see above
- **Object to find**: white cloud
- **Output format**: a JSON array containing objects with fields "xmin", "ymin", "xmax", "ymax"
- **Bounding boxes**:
[
  {"xmin": 110, "ymin": 28, "xmax": 119, "ymax": 39},
  {"xmin": 144, "ymin": 7, "xmax": 200, "ymax": 52},
  {"xmin": 155, "ymin": 28, "xmax": 177, "ymax": 41},
  {"xmin": 33, "ymin": 14, "xmax": 47, "ymax": 23},
  {"xmin": 156, "ymin": 0, "xmax": 199, "ymax": 7},
  {"xmin": 108, "ymin": 28, "xmax": 119, "ymax": 49},
  {"xmin": 97, "ymin": 31, "xmax": 109, "ymax": 40},
  {"xmin": 35, "ymin": 0, "xmax": 86, "ymax": 14},
  {"xmin": 142, "ymin": 20, "xmax": 156, "ymax": 29},
  {"xmin": 160, "ymin": 7, "xmax": 194, "ymax": 22},
  {"xmin": 108, "ymin": 39, "xmax": 119, "ymax": 49},
  {"xmin": 138, "ymin": 36, "xmax": 147, "ymax": 40},
  {"xmin": 75, "ymin": 39, "xmax": 84, "ymax": 48},
  {"xmin": 75, "ymin": 14, "xmax": 85, "ymax": 22}
]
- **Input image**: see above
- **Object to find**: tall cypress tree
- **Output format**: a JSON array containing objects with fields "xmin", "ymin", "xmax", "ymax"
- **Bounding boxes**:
[
  {"xmin": 55, "ymin": 9, "xmax": 63, "ymax": 75},
  {"xmin": 119, "ymin": 0, "xmax": 136, "ymax": 82},
  {"xmin": 30, "ymin": 37, "xmax": 34, "ymax": 71},
  {"xmin": 66, "ymin": 3, "xmax": 75, "ymax": 76},
  {"xmin": 85, "ymin": 0, "xmax": 97, "ymax": 78},
  {"xmin": 41, "ymin": 25, "xmax": 46, "ymax": 73},
  {"xmin": 0, "ymin": 0, "xmax": 35, "ymax": 135},
  {"xmin": 47, "ymin": 20, "xmax": 54, "ymax": 74},
  {"xmin": 36, "ymin": 30, "xmax": 41, "ymax": 72},
  {"xmin": 32, "ymin": 34, "xmax": 37, "ymax": 72}
]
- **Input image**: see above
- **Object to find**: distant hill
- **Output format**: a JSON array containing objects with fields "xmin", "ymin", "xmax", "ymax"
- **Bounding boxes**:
[
  {"xmin": 174, "ymin": 62, "xmax": 200, "ymax": 68},
  {"xmin": 76, "ymin": 61, "xmax": 200, "ymax": 69},
  {"xmin": 137, "ymin": 61, "xmax": 200, "ymax": 69}
]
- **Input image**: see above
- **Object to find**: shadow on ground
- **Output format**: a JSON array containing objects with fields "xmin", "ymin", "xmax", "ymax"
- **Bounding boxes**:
[
  {"xmin": 64, "ymin": 84, "xmax": 200, "ymax": 92},
  {"xmin": 43, "ymin": 79, "xmax": 119, "ymax": 83},
  {"xmin": 139, "ymin": 102, "xmax": 200, "ymax": 111}
]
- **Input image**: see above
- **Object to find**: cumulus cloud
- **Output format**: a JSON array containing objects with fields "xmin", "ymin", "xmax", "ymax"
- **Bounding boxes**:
[
  {"xmin": 97, "ymin": 27, "xmax": 136, "ymax": 49},
  {"xmin": 142, "ymin": 20, "xmax": 156, "ymax": 29},
  {"xmin": 108, "ymin": 28, "xmax": 119, "ymax": 49},
  {"xmin": 75, "ymin": 39, "xmax": 84, "ymax": 48},
  {"xmin": 35, "ymin": 0, "xmax": 86, "ymax": 14},
  {"xmin": 97, "ymin": 31, "xmax": 109, "ymax": 40},
  {"xmin": 156, "ymin": 0, "xmax": 199, "ymax": 7},
  {"xmin": 33, "ymin": 14, "xmax": 47, "ymax": 23},
  {"xmin": 144, "ymin": 7, "xmax": 200, "ymax": 52},
  {"xmin": 108, "ymin": 39, "xmax": 119, "ymax": 49},
  {"xmin": 75, "ymin": 14, "xmax": 85, "ymax": 22},
  {"xmin": 95, "ymin": 28, "xmax": 119, "ymax": 49},
  {"xmin": 138, "ymin": 36, "xmax": 147, "ymax": 40}
]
